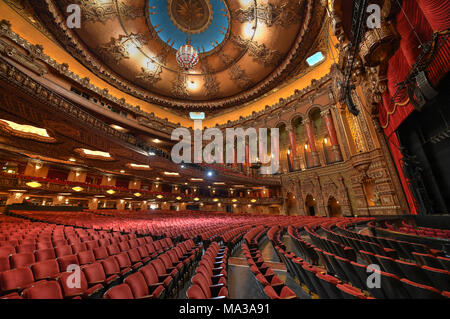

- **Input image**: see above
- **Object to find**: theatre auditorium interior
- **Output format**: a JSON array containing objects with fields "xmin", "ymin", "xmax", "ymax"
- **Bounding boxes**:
[{"xmin": 0, "ymin": 0, "xmax": 448, "ymax": 303}]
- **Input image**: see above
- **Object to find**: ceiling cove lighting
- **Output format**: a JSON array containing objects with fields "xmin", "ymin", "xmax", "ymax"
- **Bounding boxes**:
[
  {"xmin": 80, "ymin": 149, "xmax": 112, "ymax": 159},
  {"xmin": 164, "ymin": 172, "xmax": 180, "ymax": 177},
  {"xmin": 110, "ymin": 125, "xmax": 127, "ymax": 132},
  {"xmin": 26, "ymin": 181, "xmax": 42, "ymax": 188},
  {"xmin": 306, "ymin": 52, "xmax": 325, "ymax": 66},
  {"xmin": 213, "ymin": 182, "xmax": 225, "ymax": 185},
  {"xmin": 0, "ymin": 119, "xmax": 54, "ymax": 142},
  {"xmin": 190, "ymin": 178, "xmax": 203, "ymax": 182},
  {"xmin": 127, "ymin": 163, "xmax": 151, "ymax": 170}
]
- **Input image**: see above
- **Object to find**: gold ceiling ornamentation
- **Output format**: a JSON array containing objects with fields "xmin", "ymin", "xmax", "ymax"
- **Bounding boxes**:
[
  {"xmin": 167, "ymin": 0, "xmax": 213, "ymax": 34},
  {"xmin": 24, "ymin": 0, "xmax": 327, "ymax": 111},
  {"xmin": 172, "ymin": 71, "xmax": 189, "ymax": 98},
  {"xmin": 233, "ymin": 2, "xmax": 301, "ymax": 28},
  {"xmin": 63, "ymin": 0, "xmax": 143, "ymax": 24},
  {"xmin": 200, "ymin": 58, "xmax": 220, "ymax": 98},
  {"xmin": 136, "ymin": 65, "xmax": 162, "ymax": 87},
  {"xmin": 136, "ymin": 46, "xmax": 170, "ymax": 88},
  {"xmin": 98, "ymin": 33, "xmax": 149, "ymax": 65},
  {"xmin": 217, "ymin": 51, "xmax": 252, "ymax": 89},
  {"xmin": 230, "ymin": 35, "xmax": 283, "ymax": 67},
  {"xmin": 229, "ymin": 64, "xmax": 253, "ymax": 90}
]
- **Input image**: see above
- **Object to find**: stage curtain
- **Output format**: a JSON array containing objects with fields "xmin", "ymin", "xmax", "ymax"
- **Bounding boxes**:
[
  {"xmin": 377, "ymin": 0, "xmax": 450, "ymax": 214},
  {"xmin": 417, "ymin": 0, "xmax": 450, "ymax": 32}
]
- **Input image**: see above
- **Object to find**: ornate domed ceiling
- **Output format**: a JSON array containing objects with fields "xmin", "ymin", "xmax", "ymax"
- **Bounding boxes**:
[{"xmin": 31, "ymin": 0, "xmax": 326, "ymax": 112}]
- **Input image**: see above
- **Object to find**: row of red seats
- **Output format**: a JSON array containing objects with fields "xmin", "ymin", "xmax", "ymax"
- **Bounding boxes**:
[
  {"xmin": 270, "ymin": 226, "xmax": 374, "ymax": 299},
  {"xmin": 187, "ymin": 242, "xmax": 228, "ymax": 299},
  {"xmin": 387, "ymin": 221, "xmax": 450, "ymax": 239},
  {"xmin": 243, "ymin": 226, "xmax": 297, "ymax": 299},
  {"xmin": 0, "ymin": 235, "xmax": 175, "ymax": 298},
  {"xmin": 104, "ymin": 239, "xmax": 201, "ymax": 299},
  {"xmin": 288, "ymin": 223, "xmax": 450, "ymax": 299},
  {"xmin": 335, "ymin": 222, "xmax": 443, "ymax": 261}
]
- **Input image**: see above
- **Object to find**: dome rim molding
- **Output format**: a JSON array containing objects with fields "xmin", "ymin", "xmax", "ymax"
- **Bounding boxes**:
[{"xmin": 30, "ymin": 0, "xmax": 326, "ymax": 111}]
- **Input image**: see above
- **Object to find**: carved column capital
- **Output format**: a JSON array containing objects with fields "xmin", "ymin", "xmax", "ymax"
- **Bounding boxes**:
[{"xmin": 320, "ymin": 108, "xmax": 332, "ymax": 118}]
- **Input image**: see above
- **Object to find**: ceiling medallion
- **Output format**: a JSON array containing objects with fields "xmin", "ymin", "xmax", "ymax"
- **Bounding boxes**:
[{"xmin": 168, "ymin": 0, "xmax": 213, "ymax": 34}]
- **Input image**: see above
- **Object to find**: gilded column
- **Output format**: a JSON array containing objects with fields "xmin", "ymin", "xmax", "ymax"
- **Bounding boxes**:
[
  {"xmin": 321, "ymin": 108, "xmax": 343, "ymax": 162},
  {"xmin": 287, "ymin": 125, "xmax": 300, "ymax": 171},
  {"xmin": 304, "ymin": 118, "xmax": 320, "ymax": 167}
]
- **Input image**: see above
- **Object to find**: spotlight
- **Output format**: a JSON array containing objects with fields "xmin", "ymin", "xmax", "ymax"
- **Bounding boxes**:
[
  {"xmin": 181, "ymin": 164, "xmax": 185, "ymax": 169},
  {"xmin": 207, "ymin": 171, "xmax": 214, "ymax": 177}
]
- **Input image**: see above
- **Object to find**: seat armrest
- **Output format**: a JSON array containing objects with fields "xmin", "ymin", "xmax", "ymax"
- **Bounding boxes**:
[
  {"xmin": 84, "ymin": 284, "xmax": 104, "ymax": 298},
  {"xmin": 137, "ymin": 295, "xmax": 153, "ymax": 300},
  {"xmin": 158, "ymin": 274, "xmax": 170, "ymax": 281},
  {"xmin": 148, "ymin": 282, "xmax": 164, "ymax": 293},
  {"xmin": 210, "ymin": 283, "xmax": 225, "ymax": 296}
]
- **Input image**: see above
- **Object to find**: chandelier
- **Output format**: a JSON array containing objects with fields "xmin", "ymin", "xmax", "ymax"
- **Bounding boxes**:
[
  {"xmin": 176, "ymin": 43, "xmax": 199, "ymax": 70},
  {"xmin": 175, "ymin": 0, "xmax": 199, "ymax": 70}
]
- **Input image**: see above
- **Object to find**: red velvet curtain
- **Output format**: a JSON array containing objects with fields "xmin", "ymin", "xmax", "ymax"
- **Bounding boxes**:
[{"xmin": 377, "ymin": 0, "xmax": 450, "ymax": 214}]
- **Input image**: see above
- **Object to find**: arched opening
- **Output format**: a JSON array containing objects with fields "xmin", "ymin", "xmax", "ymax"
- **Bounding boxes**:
[
  {"xmin": 363, "ymin": 177, "xmax": 377, "ymax": 206},
  {"xmin": 277, "ymin": 123, "xmax": 290, "ymax": 172},
  {"xmin": 305, "ymin": 194, "xmax": 317, "ymax": 216},
  {"xmin": 286, "ymin": 192, "xmax": 296, "ymax": 216},
  {"xmin": 292, "ymin": 116, "xmax": 305, "ymax": 170},
  {"xmin": 327, "ymin": 196, "xmax": 342, "ymax": 217}
]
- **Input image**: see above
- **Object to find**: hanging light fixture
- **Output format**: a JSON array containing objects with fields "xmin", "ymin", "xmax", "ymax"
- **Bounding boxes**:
[
  {"xmin": 176, "ymin": 44, "xmax": 199, "ymax": 70},
  {"xmin": 176, "ymin": 0, "xmax": 199, "ymax": 70}
]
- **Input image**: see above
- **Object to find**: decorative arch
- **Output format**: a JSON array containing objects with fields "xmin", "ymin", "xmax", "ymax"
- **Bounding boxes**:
[
  {"xmin": 327, "ymin": 196, "xmax": 343, "ymax": 217},
  {"xmin": 288, "ymin": 113, "xmax": 305, "ymax": 126},
  {"xmin": 304, "ymin": 194, "xmax": 317, "ymax": 216},
  {"xmin": 305, "ymin": 104, "xmax": 324, "ymax": 119},
  {"xmin": 274, "ymin": 120, "xmax": 289, "ymax": 128}
]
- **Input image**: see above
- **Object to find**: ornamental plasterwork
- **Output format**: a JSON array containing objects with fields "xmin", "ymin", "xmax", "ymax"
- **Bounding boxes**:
[
  {"xmin": 230, "ymin": 35, "xmax": 283, "ymax": 67},
  {"xmin": 172, "ymin": 71, "xmax": 189, "ymax": 98},
  {"xmin": 136, "ymin": 47, "xmax": 170, "ymax": 87},
  {"xmin": 233, "ymin": 2, "xmax": 301, "ymax": 27},
  {"xmin": 229, "ymin": 64, "xmax": 253, "ymax": 90},
  {"xmin": 98, "ymin": 33, "xmax": 149, "ymax": 65},
  {"xmin": 60, "ymin": 0, "xmax": 143, "ymax": 23},
  {"xmin": 201, "ymin": 58, "xmax": 220, "ymax": 98}
]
